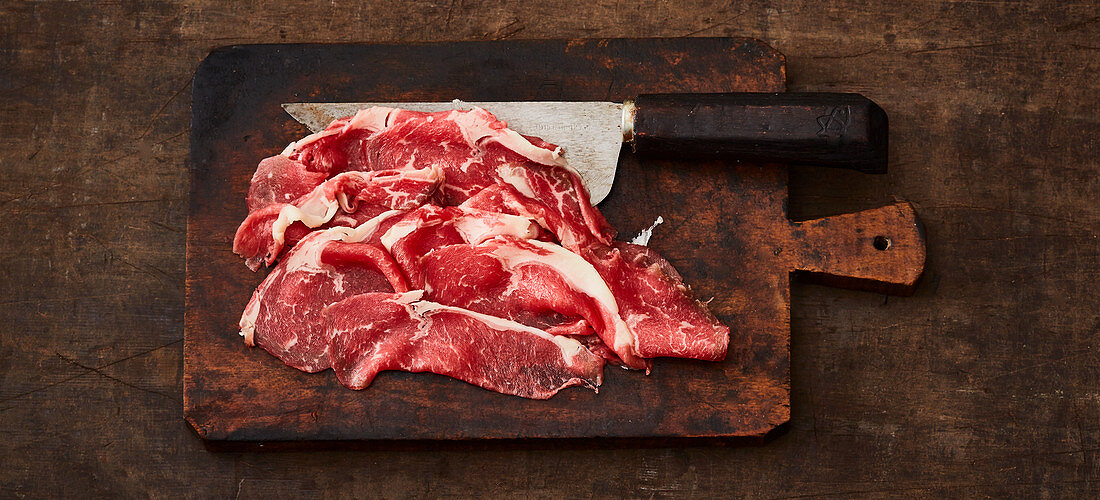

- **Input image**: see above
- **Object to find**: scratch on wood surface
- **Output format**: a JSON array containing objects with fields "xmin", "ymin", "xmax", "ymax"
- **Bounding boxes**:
[
  {"xmin": 136, "ymin": 76, "xmax": 192, "ymax": 140},
  {"xmin": 1, "ymin": 82, "xmax": 37, "ymax": 98},
  {"xmin": 50, "ymin": 198, "xmax": 185, "ymax": 209},
  {"xmin": 56, "ymin": 353, "xmax": 181, "ymax": 403},
  {"xmin": 100, "ymin": 338, "xmax": 184, "ymax": 368},
  {"xmin": 491, "ymin": 19, "xmax": 525, "ymax": 40},
  {"xmin": 906, "ymin": 43, "xmax": 1007, "ymax": 55},
  {"xmin": 1001, "ymin": 445, "xmax": 1100, "ymax": 459},
  {"xmin": 962, "ymin": 234, "xmax": 1082, "ymax": 242},
  {"xmin": 921, "ymin": 204, "xmax": 1095, "ymax": 225},
  {"xmin": 122, "ymin": 36, "xmax": 275, "ymax": 44},
  {"xmin": 1071, "ymin": 403, "xmax": 1094, "ymax": 490},
  {"xmin": 809, "ymin": 48, "xmax": 879, "ymax": 60},
  {"xmin": 443, "ymin": 0, "xmax": 456, "ymax": 28},
  {"xmin": 76, "ymin": 229, "xmax": 184, "ymax": 290},
  {"xmin": 968, "ymin": 350, "xmax": 1093, "ymax": 385},
  {"xmin": 150, "ymin": 220, "xmax": 184, "ymax": 233},
  {"xmin": 0, "ymin": 182, "xmax": 63, "ymax": 208},
  {"xmin": 987, "ymin": 262, "xmax": 1099, "ymax": 274},
  {"xmin": 939, "ymin": 0, "xmax": 1033, "ymax": 5},
  {"xmin": 1054, "ymin": 16, "xmax": 1100, "ymax": 32},
  {"xmin": 808, "ymin": 375, "xmax": 820, "ymax": 440},
  {"xmin": 0, "ymin": 292, "xmax": 138, "ymax": 306},
  {"xmin": 64, "ymin": 128, "xmax": 188, "ymax": 185},
  {"xmin": 765, "ymin": 485, "xmax": 933, "ymax": 498},
  {"xmin": 769, "ymin": 478, "xmax": 1100, "ymax": 499},
  {"xmin": 0, "ymin": 372, "xmax": 89, "ymax": 409},
  {"xmin": 895, "ymin": 13, "xmax": 948, "ymax": 36},
  {"xmin": 679, "ymin": 11, "xmax": 747, "ymax": 37},
  {"xmin": 0, "ymin": 338, "xmax": 182, "ymax": 407}
]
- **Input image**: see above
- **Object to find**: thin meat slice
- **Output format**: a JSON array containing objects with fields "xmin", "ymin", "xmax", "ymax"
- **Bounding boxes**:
[
  {"xmin": 492, "ymin": 163, "xmax": 614, "ymax": 249},
  {"xmin": 416, "ymin": 236, "xmax": 648, "ymax": 370},
  {"xmin": 247, "ymin": 154, "xmax": 328, "ymax": 212},
  {"xmin": 584, "ymin": 242, "xmax": 730, "ymax": 361},
  {"xmin": 462, "ymin": 180, "xmax": 611, "ymax": 251},
  {"xmin": 416, "ymin": 241, "xmax": 624, "ymax": 362},
  {"xmin": 234, "ymin": 166, "xmax": 442, "ymax": 270},
  {"xmin": 379, "ymin": 205, "xmax": 542, "ymax": 287},
  {"xmin": 326, "ymin": 291, "xmax": 605, "ymax": 399},
  {"xmin": 277, "ymin": 198, "xmax": 396, "ymax": 258},
  {"xmin": 239, "ymin": 211, "xmax": 409, "ymax": 372},
  {"xmin": 417, "ymin": 242, "xmax": 593, "ymax": 336},
  {"xmin": 282, "ymin": 107, "xmax": 393, "ymax": 174}
]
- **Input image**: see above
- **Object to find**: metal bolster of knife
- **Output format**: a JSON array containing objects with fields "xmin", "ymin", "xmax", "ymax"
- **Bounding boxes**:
[{"xmin": 620, "ymin": 100, "xmax": 636, "ymax": 143}]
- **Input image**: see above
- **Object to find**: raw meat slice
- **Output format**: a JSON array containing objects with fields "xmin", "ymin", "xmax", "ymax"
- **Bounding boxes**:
[
  {"xmin": 247, "ymin": 154, "xmax": 328, "ymax": 212},
  {"xmin": 282, "ymin": 107, "xmax": 393, "ymax": 174},
  {"xmin": 234, "ymin": 166, "xmax": 442, "ymax": 270},
  {"xmin": 461, "ymin": 180, "xmax": 611, "ymax": 251},
  {"xmin": 584, "ymin": 242, "xmax": 729, "ymax": 361},
  {"xmin": 417, "ymin": 242, "xmax": 590, "ymax": 334},
  {"xmin": 416, "ymin": 236, "xmax": 648, "ymax": 370},
  {"xmin": 379, "ymin": 205, "xmax": 542, "ymax": 287},
  {"xmin": 326, "ymin": 291, "xmax": 605, "ymax": 399},
  {"xmin": 239, "ymin": 211, "xmax": 409, "ymax": 372},
  {"xmin": 279, "ymin": 199, "xmax": 394, "ymax": 255},
  {"xmin": 493, "ymin": 163, "xmax": 614, "ymax": 249}
]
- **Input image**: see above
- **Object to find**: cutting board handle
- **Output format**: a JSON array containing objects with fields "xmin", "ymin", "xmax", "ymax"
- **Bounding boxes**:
[
  {"xmin": 790, "ymin": 202, "xmax": 925, "ymax": 295},
  {"xmin": 630, "ymin": 93, "xmax": 888, "ymax": 174}
]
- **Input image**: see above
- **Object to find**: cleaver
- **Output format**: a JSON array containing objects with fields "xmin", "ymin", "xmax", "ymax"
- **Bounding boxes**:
[{"xmin": 283, "ymin": 93, "xmax": 887, "ymax": 204}]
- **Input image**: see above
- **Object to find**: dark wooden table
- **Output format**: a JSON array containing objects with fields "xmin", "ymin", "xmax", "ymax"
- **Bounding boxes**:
[{"xmin": 2, "ymin": 1, "xmax": 1097, "ymax": 497}]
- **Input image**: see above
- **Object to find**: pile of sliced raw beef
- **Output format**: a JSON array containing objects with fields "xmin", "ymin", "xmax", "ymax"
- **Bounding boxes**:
[{"xmin": 233, "ymin": 106, "xmax": 730, "ymax": 399}]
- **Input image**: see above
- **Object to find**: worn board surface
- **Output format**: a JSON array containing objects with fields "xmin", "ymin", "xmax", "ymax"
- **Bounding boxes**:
[
  {"xmin": 3, "ymin": 0, "xmax": 1098, "ymax": 497},
  {"xmin": 185, "ymin": 38, "xmax": 923, "ymax": 441}
]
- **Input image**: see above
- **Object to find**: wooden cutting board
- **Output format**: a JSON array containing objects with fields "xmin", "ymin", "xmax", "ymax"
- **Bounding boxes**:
[{"xmin": 185, "ymin": 38, "xmax": 925, "ymax": 442}]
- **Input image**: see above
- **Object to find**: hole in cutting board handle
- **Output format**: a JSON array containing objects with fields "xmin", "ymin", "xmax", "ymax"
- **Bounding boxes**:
[{"xmin": 873, "ymin": 235, "xmax": 891, "ymax": 251}]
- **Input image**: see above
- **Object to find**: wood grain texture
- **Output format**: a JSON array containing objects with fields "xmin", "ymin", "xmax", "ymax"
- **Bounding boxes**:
[{"xmin": 1, "ymin": 0, "xmax": 1097, "ymax": 497}]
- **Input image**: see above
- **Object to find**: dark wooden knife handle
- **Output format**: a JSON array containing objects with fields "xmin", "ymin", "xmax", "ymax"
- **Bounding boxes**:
[{"xmin": 630, "ymin": 93, "xmax": 888, "ymax": 174}]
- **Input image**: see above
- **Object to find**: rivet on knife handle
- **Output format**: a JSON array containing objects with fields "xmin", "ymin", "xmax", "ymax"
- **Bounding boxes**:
[{"xmin": 627, "ymin": 93, "xmax": 889, "ymax": 174}]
